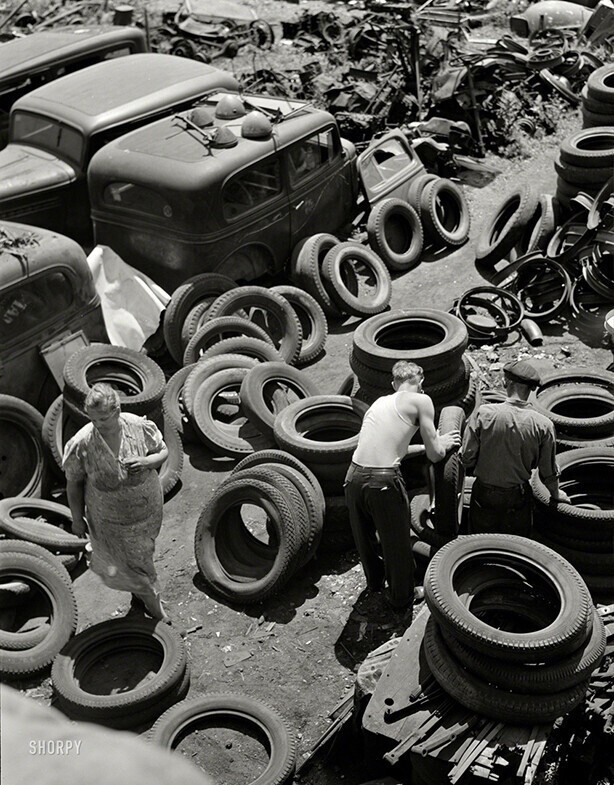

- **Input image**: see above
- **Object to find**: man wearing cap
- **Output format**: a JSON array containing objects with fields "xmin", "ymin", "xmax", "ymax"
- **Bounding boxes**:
[{"xmin": 460, "ymin": 360, "xmax": 570, "ymax": 537}]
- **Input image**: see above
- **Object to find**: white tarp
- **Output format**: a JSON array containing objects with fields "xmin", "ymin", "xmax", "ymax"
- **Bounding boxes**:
[{"xmin": 87, "ymin": 246, "xmax": 170, "ymax": 350}]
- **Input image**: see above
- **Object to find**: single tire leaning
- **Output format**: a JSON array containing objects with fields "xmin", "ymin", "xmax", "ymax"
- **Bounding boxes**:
[
  {"xmin": 206, "ymin": 287, "xmax": 302, "ymax": 365},
  {"xmin": 407, "ymin": 173, "xmax": 440, "ymax": 214},
  {"xmin": 63, "ymin": 345, "xmax": 166, "ymax": 416},
  {"xmin": 190, "ymin": 367, "xmax": 260, "ymax": 459},
  {"xmin": 163, "ymin": 272, "xmax": 237, "ymax": 364},
  {"xmin": 182, "ymin": 354, "xmax": 259, "ymax": 423},
  {"xmin": 161, "ymin": 364, "xmax": 198, "ymax": 442},
  {"xmin": 51, "ymin": 617, "xmax": 187, "ymax": 723},
  {"xmin": 352, "ymin": 309, "xmax": 468, "ymax": 378},
  {"xmin": 149, "ymin": 693, "xmax": 296, "ymax": 785},
  {"xmin": 240, "ymin": 363, "xmax": 321, "ymax": 441},
  {"xmin": 423, "ymin": 618, "xmax": 590, "ymax": 724},
  {"xmin": 159, "ymin": 416, "xmax": 183, "ymax": 497},
  {"xmin": 271, "ymin": 285, "xmax": 328, "ymax": 364},
  {"xmin": 183, "ymin": 319, "xmax": 274, "ymax": 365},
  {"xmin": 0, "ymin": 498, "xmax": 87, "ymax": 553},
  {"xmin": 0, "ymin": 549, "xmax": 77, "ymax": 678},
  {"xmin": 194, "ymin": 477, "xmax": 303, "ymax": 603},
  {"xmin": 321, "ymin": 242, "xmax": 392, "ymax": 317},
  {"xmin": 289, "ymin": 233, "xmax": 341, "ymax": 317},
  {"xmin": 0, "ymin": 394, "xmax": 47, "ymax": 499},
  {"xmin": 475, "ymin": 186, "xmax": 539, "ymax": 266},
  {"xmin": 366, "ymin": 198, "xmax": 424, "ymax": 272},
  {"xmin": 42, "ymin": 395, "xmax": 82, "ymax": 474},
  {"xmin": 439, "ymin": 607, "xmax": 606, "ymax": 694},
  {"xmin": 419, "ymin": 178, "xmax": 471, "ymax": 247},
  {"xmin": 431, "ymin": 406, "xmax": 466, "ymax": 538},
  {"xmin": 424, "ymin": 533, "xmax": 593, "ymax": 662}
]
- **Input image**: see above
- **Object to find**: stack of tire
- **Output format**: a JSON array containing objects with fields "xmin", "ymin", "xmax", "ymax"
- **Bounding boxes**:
[
  {"xmin": 423, "ymin": 534, "xmax": 606, "ymax": 724},
  {"xmin": 0, "ymin": 394, "xmax": 49, "ymax": 499},
  {"xmin": 554, "ymin": 127, "xmax": 614, "ymax": 212},
  {"xmin": 288, "ymin": 234, "xmax": 392, "ymax": 319},
  {"xmin": 52, "ymin": 617, "xmax": 189, "ymax": 729},
  {"xmin": 162, "ymin": 278, "xmax": 329, "ymax": 459},
  {"xmin": 194, "ymin": 451, "xmax": 324, "ymax": 603},
  {"xmin": 531, "ymin": 447, "xmax": 614, "ymax": 601},
  {"xmin": 533, "ymin": 367, "xmax": 614, "ymax": 451},
  {"xmin": 349, "ymin": 309, "xmax": 476, "ymax": 413},
  {"xmin": 581, "ymin": 63, "xmax": 614, "ymax": 129},
  {"xmin": 0, "ymin": 540, "xmax": 78, "ymax": 680},
  {"xmin": 409, "ymin": 406, "xmax": 466, "ymax": 565},
  {"xmin": 149, "ymin": 693, "xmax": 296, "ymax": 785},
  {"xmin": 43, "ymin": 344, "xmax": 182, "ymax": 497}
]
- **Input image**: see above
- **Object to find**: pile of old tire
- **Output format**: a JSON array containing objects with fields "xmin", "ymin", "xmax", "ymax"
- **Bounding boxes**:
[
  {"xmin": 533, "ymin": 367, "xmax": 614, "ymax": 450},
  {"xmin": 349, "ymin": 309, "xmax": 476, "ymax": 413},
  {"xmin": 52, "ymin": 617, "xmax": 189, "ymax": 729},
  {"xmin": 475, "ymin": 186, "xmax": 558, "ymax": 267},
  {"xmin": 289, "ymin": 235, "xmax": 392, "ymax": 319},
  {"xmin": 555, "ymin": 127, "xmax": 614, "ymax": 211},
  {"xmin": 56, "ymin": 344, "xmax": 183, "ymax": 496},
  {"xmin": 409, "ymin": 406, "xmax": 466, "ymax": 558},
  {"xmin": 0, "ymin": 540, "xmax": 78, "ymax": 680},
  {"xmin": 0, "ymin": 498, "xmax": 87, "ymax": 575},
  {"xmin": 194, "ymin": 451, "xmax": 324, "ymax": 603},
  {"xmin": 149, "ymin": 693, "xmax": 296, "ymax": 785},
  {"xmin": 0, "ymin": 394, "xmax": 49, "ymax": 499},
  {"xmin": 581, "ymin": 63, "xmax": 614, "ymax": 128},
  {"xmin": 423, "ymin": 534, "xmax": 606, "ymax": 724},
  {"xmin": 531, "ymin": 447, "xmax": 614, "ymax": 600}
]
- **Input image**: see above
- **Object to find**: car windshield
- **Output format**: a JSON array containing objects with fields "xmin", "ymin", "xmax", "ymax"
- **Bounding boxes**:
[{"xmin": 11, "ymin": 111, "xmax": 84, "ymax": 167}]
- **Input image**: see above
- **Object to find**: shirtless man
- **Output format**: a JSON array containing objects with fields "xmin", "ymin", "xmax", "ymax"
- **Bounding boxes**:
[{"xmin": 344, "ymin": 361, "xmax": 461, "ymax": 612}]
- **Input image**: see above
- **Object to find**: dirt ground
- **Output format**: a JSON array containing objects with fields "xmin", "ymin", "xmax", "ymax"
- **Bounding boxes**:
[{"xmin": 10, "ymin": 2, "xmax": 613, "ymax": 783}]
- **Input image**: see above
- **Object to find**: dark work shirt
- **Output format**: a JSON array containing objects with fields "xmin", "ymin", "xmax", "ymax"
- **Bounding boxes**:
[{"xmin": 460, "ymin": 399, "xmax": 559, "ymax": 488}]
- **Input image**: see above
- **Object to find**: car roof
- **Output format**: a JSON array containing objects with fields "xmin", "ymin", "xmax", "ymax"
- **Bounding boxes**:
[
  {"xmin": 88, "ymin": 94, "xmax": 336, "ymax": 189},
  {"xmin": 185, "ymin": 0, "xmax": 257, "ymax": 23},
  {"xmin": 0, "ymin": 27, "xmax": 145, "ymax": 86},
  {"xmin": 11, "ymin": 54, "xmax": 239, "ymax": 136},
  {"xmin": 0, "ymin": 220, "xmax": 91, "ymax": 288}
]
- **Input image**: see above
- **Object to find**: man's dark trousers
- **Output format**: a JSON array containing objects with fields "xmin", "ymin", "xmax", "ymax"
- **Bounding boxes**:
[
  {"xmin": 469, "ymin": 479, "xmax": 532, "ymax": 537},
  {"xmin": 344, "ymin": 463, "xmax": 414, "ymax": 609}
]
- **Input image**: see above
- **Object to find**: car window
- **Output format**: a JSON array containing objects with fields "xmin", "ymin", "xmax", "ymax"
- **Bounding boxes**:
[
  {"xmin": 0, "ymin": 271, "xmax": 74, "ymax": 344},
  {"xmin": 288, "ymin": 128, "xmax": 337, "ymax": 185},
  {"xmin": 11, "ymin": 111, "xmax": 84, "ymax": 167},
  {"xmin": 360, "ymin": 137, "xmax": 414, "ymax": 191},
  {"xmin": 103, "ymin": 182, "xmax": 172, "ymax": 218},
  {"xmin": 223, "ymin": 158, "xmax": 283, "ymax": 220}
]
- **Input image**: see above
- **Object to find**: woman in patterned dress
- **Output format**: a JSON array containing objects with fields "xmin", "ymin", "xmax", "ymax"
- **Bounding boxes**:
[{"xmin": 63, "ymin": 383, "xmax": 170, "ymax": 621}]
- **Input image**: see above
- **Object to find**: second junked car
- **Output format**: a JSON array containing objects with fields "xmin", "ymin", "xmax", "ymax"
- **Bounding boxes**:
[
  {"xmin": 0, "ymin": 54, "xmax": 239, "ymax": 244},
  {"xmin": 88, "ymin": 93, "xmax": 426, "ymax": 290}
]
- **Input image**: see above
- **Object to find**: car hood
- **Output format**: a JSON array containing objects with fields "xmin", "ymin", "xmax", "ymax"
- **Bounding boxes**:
[{"xmin": 0, "ymin": 144, "xmax": 76, "ymax": 201}]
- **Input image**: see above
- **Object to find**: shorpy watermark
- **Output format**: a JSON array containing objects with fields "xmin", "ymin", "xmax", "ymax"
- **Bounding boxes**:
[{"xmin": 29, "ymin": 739, "xmax": 82, "ymax": 756}]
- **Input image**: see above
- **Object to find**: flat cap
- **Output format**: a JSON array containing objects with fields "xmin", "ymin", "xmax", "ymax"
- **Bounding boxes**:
[{"xmin": 503, "ymin": 360, "xmax": 541, "ymax": 388}]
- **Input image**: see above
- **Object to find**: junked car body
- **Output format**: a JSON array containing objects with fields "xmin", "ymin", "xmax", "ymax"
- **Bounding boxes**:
[
  {"xmin": 87, "ymin": 92, "xmax": 426, "ymax": 291},
  {"xmin": 0, "ymin": 54, "xmax": 239, "ymax": 243}
]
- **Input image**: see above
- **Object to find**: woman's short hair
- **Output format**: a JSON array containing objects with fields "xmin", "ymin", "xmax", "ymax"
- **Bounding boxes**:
[
  {"xmin": 84, "ymin": 383, "xmax": 121, "ymax": 414},
  {"xmin": 392, "ymin": 361, "xmax": 424, "ymax": 385}
]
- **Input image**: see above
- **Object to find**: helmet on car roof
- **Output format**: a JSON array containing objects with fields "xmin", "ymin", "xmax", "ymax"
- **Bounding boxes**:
[
  {"xmin": 190, "ymin": 107, "xmax": 214, "ymax": 127},
  {"xmin": 241, "ymin": 110, "xmax": 272, "ymax": 140},
  {"xmin": 214, "ymin": 94, "xmax": 246, "ymax": 120}
]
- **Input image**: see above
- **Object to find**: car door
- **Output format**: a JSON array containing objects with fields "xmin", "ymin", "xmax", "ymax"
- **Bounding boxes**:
[
  {"xmin": 287, "ymin": 125, "xmax": 355, "ymax": 243},
  {"xmin": 357, "ymin": 130, "xmax": 425, "ymax": 207}
]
